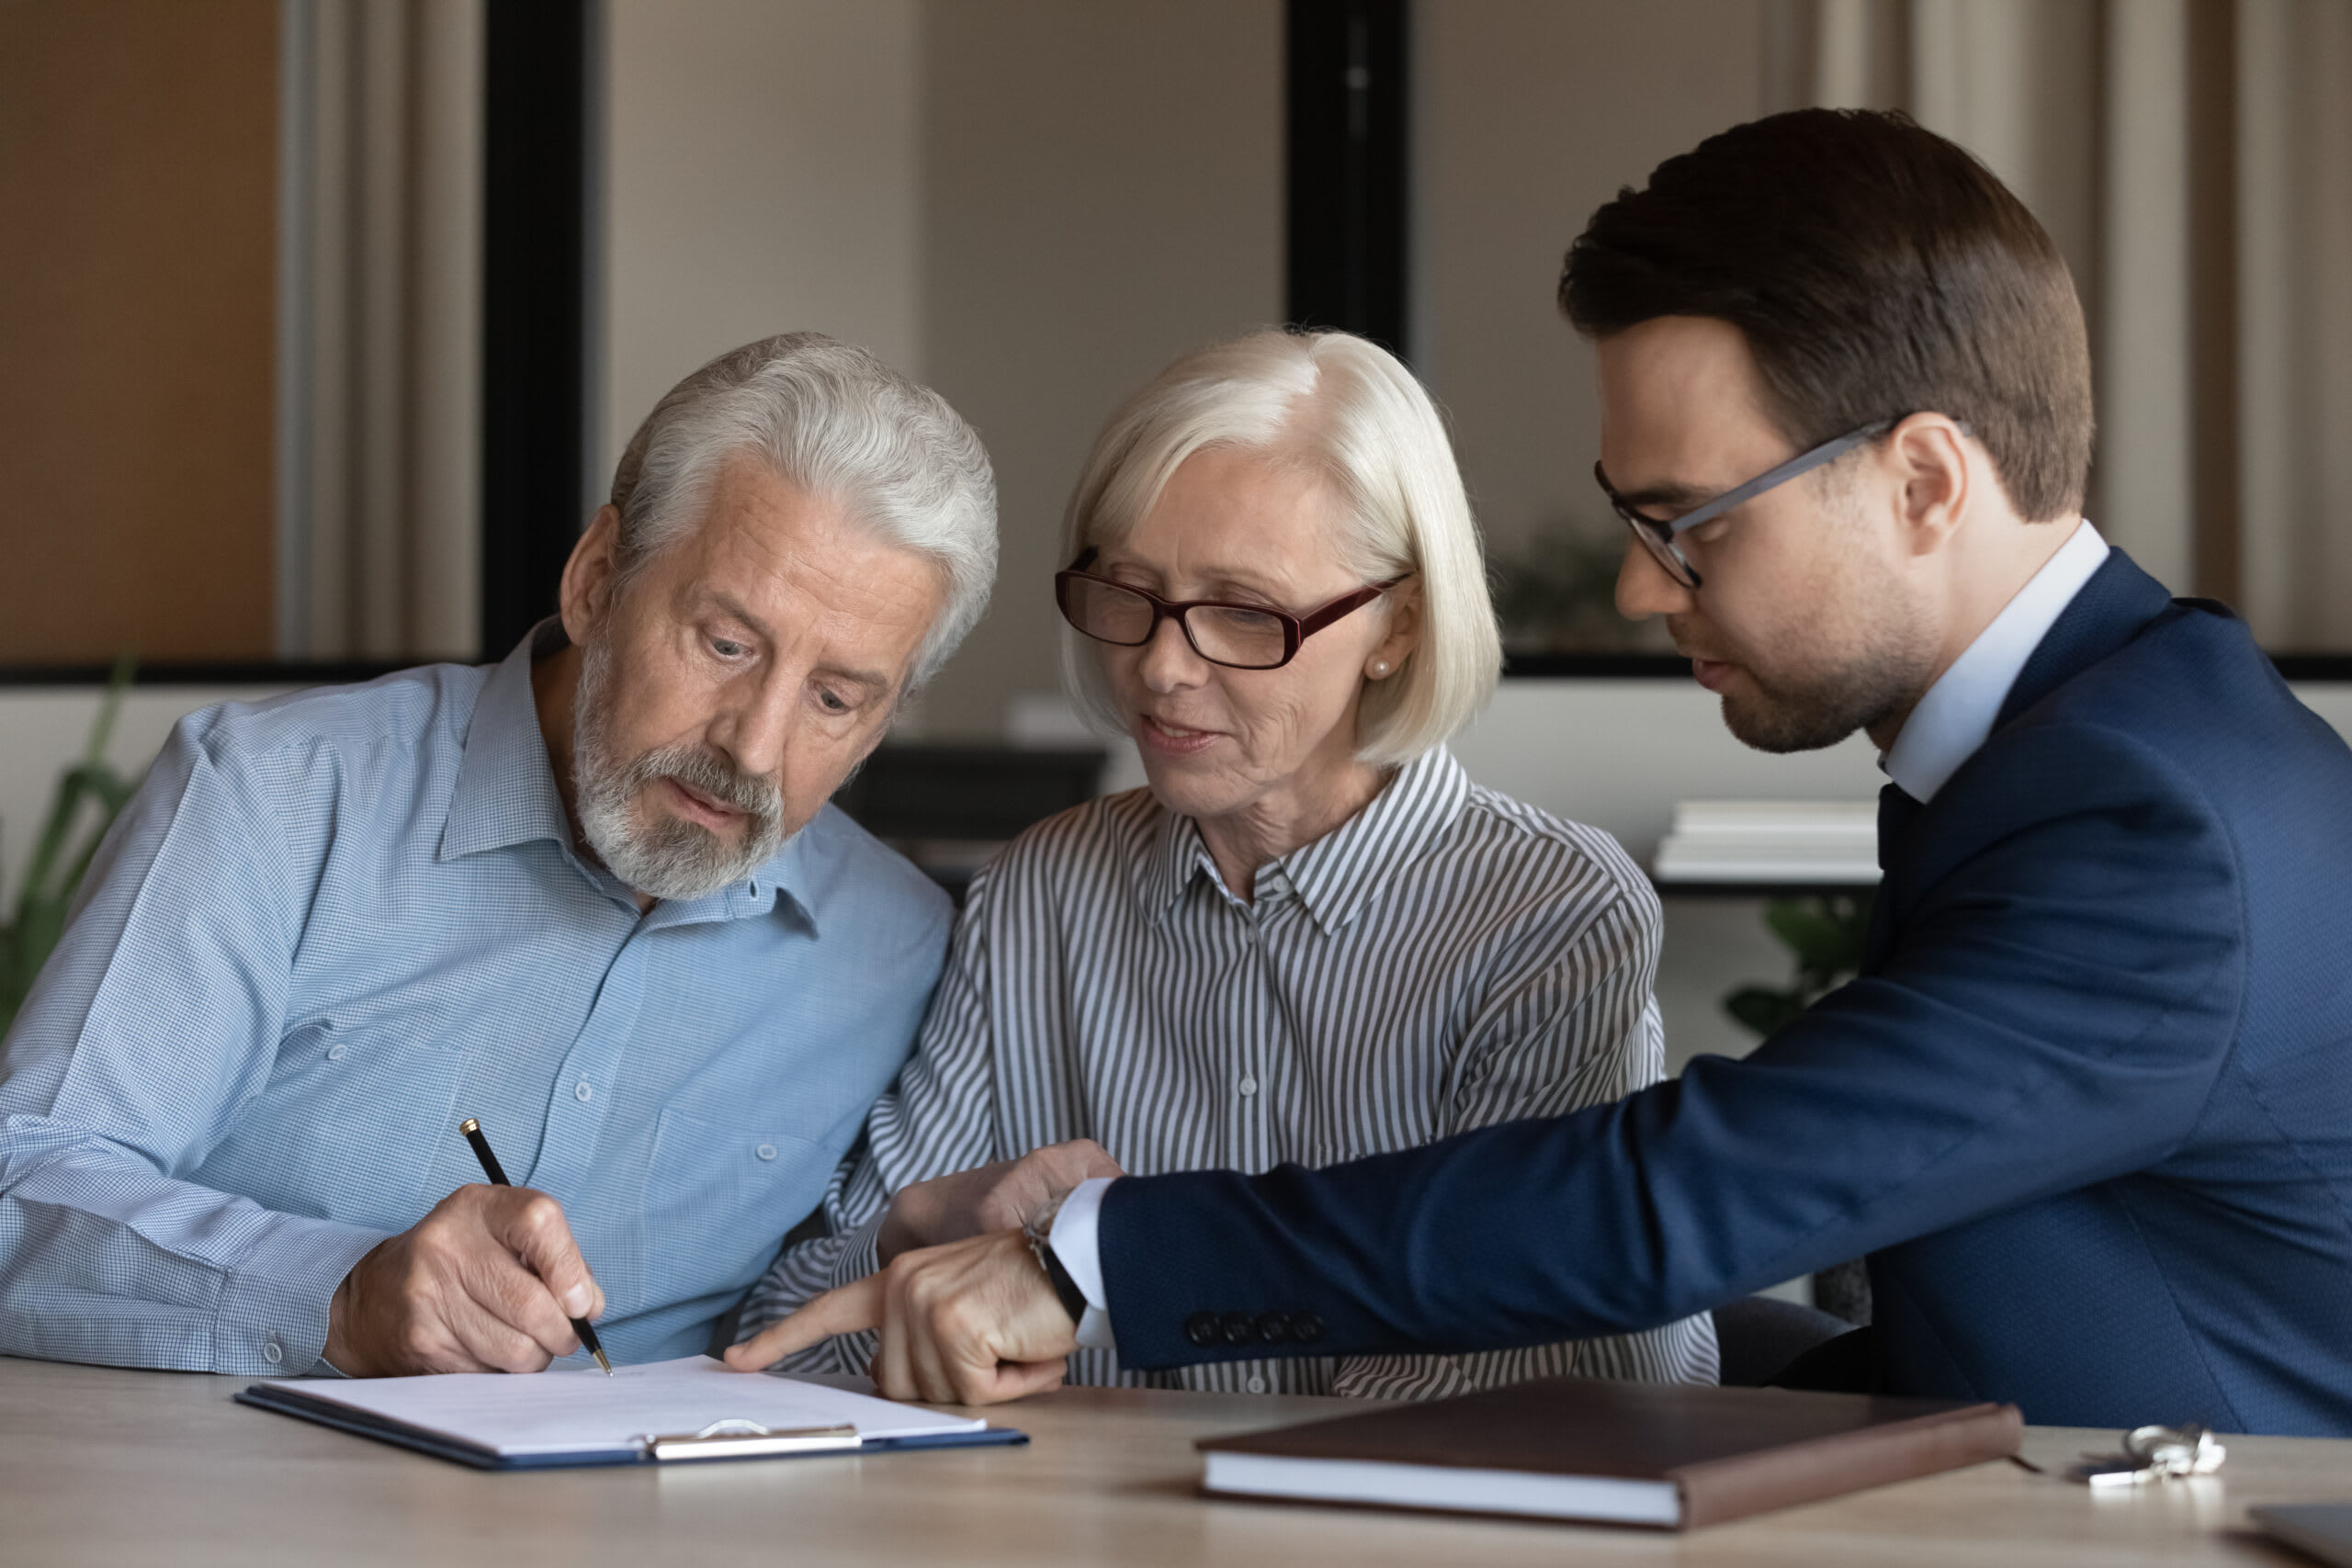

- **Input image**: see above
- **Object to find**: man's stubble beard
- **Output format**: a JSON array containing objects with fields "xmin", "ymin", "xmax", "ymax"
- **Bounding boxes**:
[
  {"xmin": 1716, "ymin": 640, "xmax": 1931, "ymax": 753},
  {"xmin": 570, "ymin": 637, "xmax": 789, "ymax": 901},
  {"xmin": 1696, "ymin": 559, "xmax": 1939, "ymax": 756}
]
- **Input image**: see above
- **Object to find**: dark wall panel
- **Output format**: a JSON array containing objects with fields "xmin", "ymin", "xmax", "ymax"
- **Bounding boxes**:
[
  {"xmin": 1284, "ymin": 0, "xmax": 1408, "ymax": 355},
  {"xmin": 481, "ymin": 0, "xmax": 589, "ymax": 656}
]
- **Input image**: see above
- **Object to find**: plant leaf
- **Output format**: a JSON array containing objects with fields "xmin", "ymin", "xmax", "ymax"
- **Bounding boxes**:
[
  {"xmin": 1764, "ymin": 900, "xmax": 1860, "ymax": 970},
  {"xmin": 1724, "ymin": 986, "xmax": 1806, "ymax": 1040},
  {"xmin": 3, "ymin": 653, "xmax": 137, "ymax": 1028}
]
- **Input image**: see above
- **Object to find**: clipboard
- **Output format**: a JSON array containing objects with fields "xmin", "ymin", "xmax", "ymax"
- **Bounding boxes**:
[{"xmin": 236, "ymin": 1358, "xmax": 1029, "ymax": 1472}]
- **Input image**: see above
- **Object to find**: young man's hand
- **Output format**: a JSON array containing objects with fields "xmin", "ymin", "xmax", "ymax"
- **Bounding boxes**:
[
  {"xmin": 325, "ymin": 1184, "xmax": 605, "ymax": 1375},
  {"xmin": 876, "ymin": 1139, "xmax": 1123, "ymax": 1263},
  {"xmin": 725, "ymin": 1229, "xmax": 1077, "ymax": 1404}
]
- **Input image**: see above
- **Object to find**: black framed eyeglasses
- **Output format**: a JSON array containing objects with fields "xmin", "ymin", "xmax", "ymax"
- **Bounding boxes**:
[
  {"xmin": 1595, "ymin": 417, "xmax": 1904, "ymax": 590},
  {"xmin": 1054, "ymin": 558, "xmax": 1402, "ymax": 671}
]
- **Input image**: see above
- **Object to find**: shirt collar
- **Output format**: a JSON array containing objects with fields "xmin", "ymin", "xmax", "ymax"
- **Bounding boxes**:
[
  {"xmin": 654, "ymin": 836, "xmax": 815, "ymax": 931},
  {"xmin": 1134, "ymin": 745, "xmax": 1472, "ymax": 936},
  {"xmin": 440, "ymin": 621, "xmax": 575, "ymax": 862},
  {"xmin": 439, "ymin": 620, "xmax": 816, "ymax": 930},
  {"xmin": 1882, "ymin": 520, "xmax": 2111, "ymax": 803}
]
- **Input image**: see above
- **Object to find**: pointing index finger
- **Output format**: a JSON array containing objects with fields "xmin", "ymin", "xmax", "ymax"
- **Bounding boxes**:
[{"xmin": 724, "ymin": 1275, "xmax": 887, "ymax": 1371}]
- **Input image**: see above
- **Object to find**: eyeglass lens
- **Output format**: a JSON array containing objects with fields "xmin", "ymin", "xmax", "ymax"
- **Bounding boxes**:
[
  {"xmin": 1058, "ymin": 576, "xmax": 1291, "ymax": 669},
  {"xmin": 1626, "ymin": 518, "xmax": 1697, "ymax": 587}
]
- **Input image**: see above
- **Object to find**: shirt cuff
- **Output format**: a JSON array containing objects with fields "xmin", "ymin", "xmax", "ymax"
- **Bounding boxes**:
[
  {"xmin": 214, "ymin": 1210, "xmax": 392, "ymax": 1377},
  {"xmin": 1048, "ymin": 1177, "xmax": 1117, "ymax": 1352}
]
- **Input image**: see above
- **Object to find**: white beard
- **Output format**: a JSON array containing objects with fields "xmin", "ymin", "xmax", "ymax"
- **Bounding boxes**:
[{"xmin": 569, "ymin": 639, "xmax": 786, "ymax": 901}]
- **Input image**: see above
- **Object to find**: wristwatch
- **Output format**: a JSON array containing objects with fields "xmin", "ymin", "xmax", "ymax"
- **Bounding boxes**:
[{"xmin": 1023, "ymin": 1195, "xmax": 1091, "ymax": 1327}]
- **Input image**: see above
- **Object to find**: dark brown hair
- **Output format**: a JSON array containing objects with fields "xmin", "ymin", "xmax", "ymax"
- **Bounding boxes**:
[{"xmin": 1561, "ymin": 108, "xmax": 2092, "ymax": 521}]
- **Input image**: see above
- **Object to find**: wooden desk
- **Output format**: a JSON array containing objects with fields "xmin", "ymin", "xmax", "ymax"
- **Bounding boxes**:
[{"xmin": 1, "ymin": 1354, "xmax": 2338, "ymax": 1567}]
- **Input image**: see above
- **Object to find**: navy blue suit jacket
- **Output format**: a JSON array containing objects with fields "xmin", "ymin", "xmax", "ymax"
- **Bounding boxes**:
[{"xmin": 1098, "ymin": 552, "xmax": 2352, "ymax": 1435}]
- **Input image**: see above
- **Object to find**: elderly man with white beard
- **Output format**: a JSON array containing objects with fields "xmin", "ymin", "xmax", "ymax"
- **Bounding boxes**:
[{"xmin": 0, "ymin": 334, "xmax": 999, "ymax": 1376}]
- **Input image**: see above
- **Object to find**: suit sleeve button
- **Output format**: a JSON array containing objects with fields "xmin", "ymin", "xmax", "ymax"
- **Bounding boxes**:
[
  {"xmin": 1184, "ymin": 1312, "xmax": 1222, "ymax": 1348},
  {"xmin": 1220, "ymin": 1313, "xmax": 1257, "ymax": 1346},
  {"xmin": 1255, "ymin": 1313, "xmax": 1290, "ymax": 1344},
  {"xmin": 1292, "ymin": 1314, "xmax": 1326, "ymax": 1344}
]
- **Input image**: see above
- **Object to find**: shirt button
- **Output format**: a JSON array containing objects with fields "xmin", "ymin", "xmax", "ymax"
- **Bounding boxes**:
[
  {"xmin": 1237, "ymin": 1076, "xmax": 1259, "ymax": 1098},
  {"xmin": 261, "ymin": 1338, "xmax": 283, "ymax": 1365},
  {"xmin": 325, "ymin": 1043, "xmax": 347, "ymax": 1061},
  {"xmin": 1246, "ymin": 1375, "xmax": 1267, "ymax": 1394},
  {"xmin": 755, "ymin": 1143, "xmax": 777, "ymax": 1161},
  {"xmin": 574, "ymin": 1081, "xmax": 593, "ymax": 1102}
]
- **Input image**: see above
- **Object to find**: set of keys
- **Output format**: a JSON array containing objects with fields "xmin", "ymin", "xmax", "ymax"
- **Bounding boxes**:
[{"xmin": 2068, "ymin": 1423, "xmax": 2230, "ymax": 1487}]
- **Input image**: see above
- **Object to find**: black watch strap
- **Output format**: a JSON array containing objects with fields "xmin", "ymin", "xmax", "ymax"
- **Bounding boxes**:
[{"xmin": 1026, "ymin": 1227, "xmax": 1090, "ymax": 1326}]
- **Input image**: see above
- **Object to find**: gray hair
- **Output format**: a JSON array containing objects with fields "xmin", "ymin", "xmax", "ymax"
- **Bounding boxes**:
[
  {"xmin": 608, "ymin": 333, "xmax": 997, "ymax": 689},
  {"xmin": 1061, "ymin": 329, "xmax": 1501, "ymax": 765}
]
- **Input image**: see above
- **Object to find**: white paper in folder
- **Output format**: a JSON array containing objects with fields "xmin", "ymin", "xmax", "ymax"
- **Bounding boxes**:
[{"xmin": 240, "ymin": 1355, "xmax": 994, "ymax": 1466}]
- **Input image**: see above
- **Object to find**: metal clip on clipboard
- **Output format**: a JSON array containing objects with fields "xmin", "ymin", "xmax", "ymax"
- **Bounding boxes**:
[{"xmin": 639, "ymin": 1418, "xmax": 862, "ymax": 1461}]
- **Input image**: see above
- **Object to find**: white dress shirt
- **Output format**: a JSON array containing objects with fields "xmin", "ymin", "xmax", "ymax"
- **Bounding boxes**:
[
  {"xmin": 1052, "ymin": 518, "xmax": 2116, "ymax": 1345},
  {"xmin": 1881, "ymin": 520, "xmax": 2110, "ymax": 802}
]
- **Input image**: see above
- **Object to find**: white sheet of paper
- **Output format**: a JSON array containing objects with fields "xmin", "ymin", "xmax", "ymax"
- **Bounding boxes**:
[{"xmin": 255, "ymin": 1356, "xmax": 986, "ymax": 1457}]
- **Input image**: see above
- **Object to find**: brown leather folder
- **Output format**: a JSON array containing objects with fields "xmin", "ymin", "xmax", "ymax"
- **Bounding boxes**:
[{"xmin": 1196, "ymin": 1376, "xmax": 2023, "ymax": 1529}]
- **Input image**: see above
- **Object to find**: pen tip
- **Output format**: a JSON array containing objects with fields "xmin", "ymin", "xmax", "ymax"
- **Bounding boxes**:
[{"xmin": 595, "ymin": 1348, "xmax": 615, "ymax": 1376}]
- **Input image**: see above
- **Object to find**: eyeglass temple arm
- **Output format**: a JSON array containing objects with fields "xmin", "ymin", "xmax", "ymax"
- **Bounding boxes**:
[
  {"xmin": 1295, "ymin": 579, "xmax": 1404, "ymax": 637},
  {"xmin": 1655, "ymin": 422, "xmax": 1894, "ymax": 539}
]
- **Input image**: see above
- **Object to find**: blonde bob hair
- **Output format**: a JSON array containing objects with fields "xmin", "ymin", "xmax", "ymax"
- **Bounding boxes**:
[{"xmin": 1060, "ymin": 329, "xmax": 1501, "ymax": 768}]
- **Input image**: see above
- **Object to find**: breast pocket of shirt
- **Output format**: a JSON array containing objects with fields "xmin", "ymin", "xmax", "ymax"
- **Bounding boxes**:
[
  {"xmin": 197, "ymin": 1017, "xmax": 458, "ymax": 1230},
  {"xmin": 639, "ymin": 1109, "xmax": 823, "ymax": 1311}
]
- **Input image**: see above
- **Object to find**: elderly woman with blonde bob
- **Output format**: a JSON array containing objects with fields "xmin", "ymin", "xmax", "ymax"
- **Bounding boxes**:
[{"xmin": 733, "ymin": 329, "xmax": 1716, "ymax": 1395}]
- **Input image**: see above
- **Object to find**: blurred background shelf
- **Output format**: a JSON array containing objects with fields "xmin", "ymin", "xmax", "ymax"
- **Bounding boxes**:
[{"xmin": 832, "ymin": 744, "xmax": 1110, "ymax": 903}]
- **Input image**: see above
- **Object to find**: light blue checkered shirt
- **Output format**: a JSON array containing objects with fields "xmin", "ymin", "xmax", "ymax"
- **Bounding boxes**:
[{"xmin": 0, "ymin": 628, "xmax": 951, "ymax": 1376}]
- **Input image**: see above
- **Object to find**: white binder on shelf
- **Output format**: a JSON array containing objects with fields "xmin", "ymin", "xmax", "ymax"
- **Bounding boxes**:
[{"xmin": 1652, "ymin": 800, "xmax": 1882, "ymax": 886}]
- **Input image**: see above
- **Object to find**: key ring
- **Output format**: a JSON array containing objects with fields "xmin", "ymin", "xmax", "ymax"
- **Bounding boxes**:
[{"xmin": 2067, "ymin": 1422, "xmax": 2228, "ymax": 1486}]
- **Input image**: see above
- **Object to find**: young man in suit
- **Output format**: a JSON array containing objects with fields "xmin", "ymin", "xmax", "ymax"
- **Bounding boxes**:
[{"xmin": 733, "ymin": 110, "xmax": 2352, "ymax": 1436}]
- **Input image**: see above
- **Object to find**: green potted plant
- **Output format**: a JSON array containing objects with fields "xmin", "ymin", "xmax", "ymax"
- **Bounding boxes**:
[
  {"xmin": 1722, "ymin": 894, "xmax": 1873, "ymax": 1040},
  {"xmin": 1, "ymin": 657, "xmax": 138, "ymax": 1037},
  {"xmin": 1488, "ymin": 517, "xmax": 1676, "ymax": 655}
]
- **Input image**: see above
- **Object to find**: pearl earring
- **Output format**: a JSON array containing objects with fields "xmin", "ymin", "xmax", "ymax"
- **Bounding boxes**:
[{"xmin": 1370, "ymin": 660, "xmax": 1390, "ymax": 677}]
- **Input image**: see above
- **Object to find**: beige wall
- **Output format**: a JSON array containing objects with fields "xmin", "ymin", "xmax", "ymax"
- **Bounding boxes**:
[
  {"xmin": 600, "ymin": 0, "xmax": 926, "ymax": 487},
  {"xmin": 598, "ymin": 0, "xmax": 1281, "ymax": 737},
  {"xmin": 912, "ymin": 0, "xmax": 1283, "ymax": 735},
  {"xmin": 1413, "ymin": 0, "xmax": 1772, "ymax": 562}
]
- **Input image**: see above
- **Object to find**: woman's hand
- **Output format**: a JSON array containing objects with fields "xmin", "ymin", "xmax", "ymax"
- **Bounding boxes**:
[
  {"xmin": 876, "ymin": 1139, "xmax": 1124, "ymax": 1264},
  {"xmin": 724, "ymin": 1229, "xmax": 1077, "ymax": 1404}
]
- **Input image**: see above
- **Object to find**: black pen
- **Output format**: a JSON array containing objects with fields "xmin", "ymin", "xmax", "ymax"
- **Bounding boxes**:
[{"xmin": 458, "ymin": 1117, "xmax": 614, "ymax": 1375}]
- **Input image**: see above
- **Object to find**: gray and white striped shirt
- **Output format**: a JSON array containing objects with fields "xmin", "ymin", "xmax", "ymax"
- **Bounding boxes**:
[{"xmin": 741, "ymin": 745, "xmax": 1717, "ymax": 1396}]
